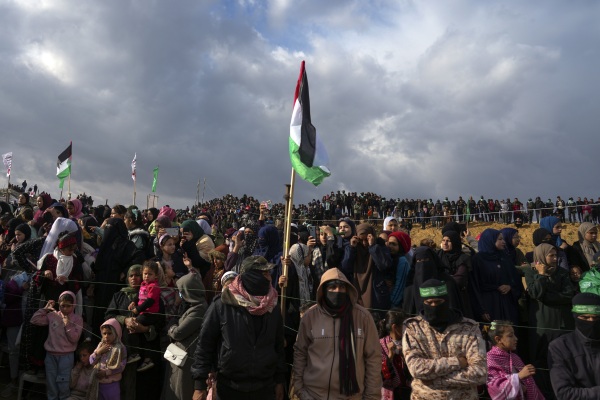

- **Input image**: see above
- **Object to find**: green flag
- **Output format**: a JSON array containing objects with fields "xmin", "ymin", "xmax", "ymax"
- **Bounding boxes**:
[{"xmin": 152, "ymin": 166, "xmax": 159, "ymax": 192}]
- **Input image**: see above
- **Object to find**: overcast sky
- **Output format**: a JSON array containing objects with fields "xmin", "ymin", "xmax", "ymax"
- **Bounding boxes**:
[{"xmin": 1, "ymin": 0, "xmax": 599, "ymax": 208}]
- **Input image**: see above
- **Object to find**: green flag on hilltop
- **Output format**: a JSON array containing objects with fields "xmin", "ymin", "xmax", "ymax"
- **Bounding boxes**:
[{"xmin": 152, "ymin": 166, "xmax": 159, "ymax": 192}]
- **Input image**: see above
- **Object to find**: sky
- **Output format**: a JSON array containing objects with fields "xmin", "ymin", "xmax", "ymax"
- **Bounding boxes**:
[{"xmin": 1, "ymin": 0, "xmax": 599, "ymax": 208}]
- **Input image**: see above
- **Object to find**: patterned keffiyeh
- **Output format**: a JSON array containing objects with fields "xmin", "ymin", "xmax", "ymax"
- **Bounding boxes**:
[
  {"xmin": 487, "ymin": 346, "xmax": 544, "ymax": 400},
  {"xmin": 223, "ymin": 276, "xmax": 278, "ymax": 315}
]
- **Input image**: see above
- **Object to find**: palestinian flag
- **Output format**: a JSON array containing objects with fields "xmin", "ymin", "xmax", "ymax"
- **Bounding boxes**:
[
  {"xmin": 289, "ymin": 61, "xmax": 330, "ymax": 186},
  {"xmin": 57, "ymin": 142, "xmax": 72, "ymax": 189}
]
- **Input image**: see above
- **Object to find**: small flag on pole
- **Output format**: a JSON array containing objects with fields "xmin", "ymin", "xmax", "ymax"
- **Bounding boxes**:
[
  {"xmin": 131, "ymin": 153, "xmax": 137, "ymax": 181},
  {"xmin": 56, "ymin": 142, "xmax": 72, "ymax": 189},
  {"xmin": 2, "ymin": 152, "xmax": 12, "ymax": 177},
  {"xmin": 152, "ymin": 166, "xmax": 159, "ymax": 192},
  {"xmin": 289, "ymin": 61, "xmax": 330, "ymax": 186}
]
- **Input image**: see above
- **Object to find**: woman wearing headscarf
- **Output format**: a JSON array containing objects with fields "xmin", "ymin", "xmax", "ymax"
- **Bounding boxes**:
[
  {"xmin": 162, "ymin": 273, "xmax": 208, "ymax": 400},
  {"xmin": 224, "ymin": 221, "xmax": 260, "ymax": 273},
  {"xmin": 33, "ymin": 193, "xmax": 53, "ymax": 228},
  {"xmin": 194, "ymin": 219, "xmax": 215, "ymax": 262},
  {"xmin": 179, "ymin": 220, "xmax": 211, "ymax": 277},
  {"xmin": 91, "ymin": 218, "xmax": 145, "ymax": 336},
  {"xmin": 469, "ymin": 229, "xmax": 523, "ymax": 324},
  {"xmin": 500, "ymin": 228, "xmax": 528, "ymax": 267},
  {"xmin": 105, "ymin": 264, "xmax": 165, "ymax": 400},
  {"xmin": 388, "ymin": 231, "xmax": 411, "ymax": 308},
  {"xmin": 403, "ymin": 246, "xmax": 461, "ymax": 316},
  {"xmin": 566, "ymin": 222, "xmax": 599, "ymax": 272},
  {"xmin": 438, "ymin": 230, "xmax": 474, "ymax": 319},
  {"xmin": 255, "ymin": 224, "xmax": 285, "ymax": 289},
  {"xmin": 67, "ymin": 198, "xmax": 85, "ymax": 220},
  {"xmin": 145, "ymin": 207, "xmax": 159, "ymax": 234},
  {"xmin": 526, "ymin": 228, "xmax": 570, "ymax": 270},
  {"xmin": 540, "ymin": 216, "xmax": 568, "ymax": 250},
  {"xmin": 13, "ymin": 193, "xmax": 33, "ymax": 218},
  {"xmin": 124, "ymin": 208, "xmax": 153, "ymax": 259},
  {"xmin": 524, "ymin": 243, "xmax": 574, "ymax": 398},
  {"xmin": 352, "ymin": 223, "xmax": 392, "ymax": 313}
]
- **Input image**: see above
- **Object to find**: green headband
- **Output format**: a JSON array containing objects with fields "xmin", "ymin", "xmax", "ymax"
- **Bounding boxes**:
[
  {"xmin": 419, "ymin": 284, "xmax": 448, "ymax": 298},
  {"xmin": 572, "ymin": 304, "xmax": 600, "ymax": 315}
]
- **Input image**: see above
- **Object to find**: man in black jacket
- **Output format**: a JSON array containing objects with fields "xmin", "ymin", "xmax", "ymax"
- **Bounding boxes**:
[
  {"xmin": 191, "ymin": 256, "xmax": 285, "ymax": 400},
  {"xmin": 548, "ymin": 292, "xmax": 600, "ymax": 399}
]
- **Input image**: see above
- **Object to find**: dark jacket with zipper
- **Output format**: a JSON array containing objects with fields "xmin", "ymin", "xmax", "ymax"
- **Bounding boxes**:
[{"xmin": 190, "ymin": 293, "xmax": 285, "ymax": 392}]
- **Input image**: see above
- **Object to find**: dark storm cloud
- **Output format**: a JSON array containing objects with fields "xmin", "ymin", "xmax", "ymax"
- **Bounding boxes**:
[{"xmin": 1, "ymin": 0, "xmax": 599, "ymax": 208}]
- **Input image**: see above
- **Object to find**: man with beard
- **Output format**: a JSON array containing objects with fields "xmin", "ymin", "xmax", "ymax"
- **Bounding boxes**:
[
  {"xmin": 402, "ymin": 279, "xmax": 487, "ymax": 399},
  {"xmin": 549, "ymin": 292, "xmax": 600, "ymax": 399},
  {"xmin": 191, "ymin": 256, "xmax": 285, "ymax": 400},
  {"xmin": 292, "ymin": 268, "xmax": 381, "ymax": 399}
]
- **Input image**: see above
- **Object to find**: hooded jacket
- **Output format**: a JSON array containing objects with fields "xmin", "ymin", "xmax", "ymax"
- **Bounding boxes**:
[
  {"xmin": 90, "ymin": 318, "xmax": 127, "ymax": 384},
  {"xmin": 292, "ymin": 268, "xmax": 381, "ymax": 400},
  {"xmin": 30, "ymin": 290, "xmax": 83, "ymax": 355}
]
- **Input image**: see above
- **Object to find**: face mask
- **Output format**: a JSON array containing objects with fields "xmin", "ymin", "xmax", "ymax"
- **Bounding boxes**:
[
  {"xmin": 240, "ymin": 270, "xmax": 271, "ymax": 296},
  {"xmin": 423, "ymin": 300, "xmax": 450, "ymax": 333},
  {"xmin": 325, "ymin": 291, "xmax": 347, "ymax": 309},
  {"xmin": 575, "ymin": 317, "xmax": 600, "ymax": 341}
]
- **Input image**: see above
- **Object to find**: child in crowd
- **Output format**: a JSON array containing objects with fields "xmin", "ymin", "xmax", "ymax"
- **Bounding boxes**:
[
  {"xmin": 90, "ymin": 318, "xmax": 127, "ymax": 400},
  {"xmin": 68, "ymin": 341, "xmax": 95, "ymax": 400},
  {"xmin": 486, "ymin": 321, "xmax": 544, "ymax": 400},
  {"xmin": 378, "ymin": 308, "xmax": 410, "ymax": 400},
  {"xmin": 127, "ymin": 262, "xmax": 161, "ymax": 371},
  {"xmin": 30, "ymin": 291, "xmax": 83, "ymax": 400}
]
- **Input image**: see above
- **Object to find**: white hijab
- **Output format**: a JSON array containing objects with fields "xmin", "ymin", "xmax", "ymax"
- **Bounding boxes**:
[
  {"xmin": 37, "ymin": 217, "xmax": 79, "ymax": 270},
  {"xmin": 197, "ymin": 218, "xmax": 212, "ymax": 235}
]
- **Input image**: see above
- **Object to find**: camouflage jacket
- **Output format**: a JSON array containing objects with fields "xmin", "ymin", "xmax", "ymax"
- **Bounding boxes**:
[{"xmin": 402, "ymin": 315, "xmax": 487, "ymax": 400}]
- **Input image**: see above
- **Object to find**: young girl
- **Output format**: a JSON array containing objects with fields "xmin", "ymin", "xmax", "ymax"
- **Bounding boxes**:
[
  {"xmin": 30, "ymin": 291, "xmax": 83, "ymax": 400},
  {"xmin": 90, "ymin": 318, "xmax": 127, "ymax": 400},
  {"xmin": 69, "ymin": 341, "xmax": 95, "ymax": 400},
  {"xmin": 378, "ymin": 308, "xmax": 410, "ymax": 400},
  {"xmin": 486, "ymin": 321, "xmax": 544, "ymax": 400},
  {"xmin": 127, "ymin": 262, "xmax": 161, "ymax": 371}
]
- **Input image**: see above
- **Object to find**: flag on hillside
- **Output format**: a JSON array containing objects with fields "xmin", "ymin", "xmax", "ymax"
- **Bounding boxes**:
[
  {"xmin": 56, "ymin": 142, "xmax": 72, "ymax": 189},
  {"xmin": 152, "ymin": 166, "xmax": 159, "ymax": 192},
  {"xmin": 2, "ymin": 152, "xmax": 12, "ymax": 177},
  {"xmin": 289, "ymin": 61, "xmax": 330, "ymax": 186},
  {"xmin": 131, "ymin": 153, "xmax": 137, "ymax": 181}
]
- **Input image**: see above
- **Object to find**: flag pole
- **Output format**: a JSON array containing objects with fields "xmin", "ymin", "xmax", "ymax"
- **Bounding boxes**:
[
  {"xmin": 133, "ymin": 179, "xmax": 137, "ymax": 206},
  {"xmin": 280, "ymin": 169, "xmax": 296, "ymax": 321},
  {"xmin": 201, "ymin": 178, "xmax": 206, "ymax": 204},
  {"xmin": 6, "ymin": 174, "xmax": 10, "ymax": 202},
  {"xmin": 67, "ymin": 174, "xmax": 71, "ymax": 200}
]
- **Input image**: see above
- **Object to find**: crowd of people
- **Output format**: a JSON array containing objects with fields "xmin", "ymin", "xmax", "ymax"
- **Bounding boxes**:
[{"xmin": 0, "ymin": 189, "xmax": 599, "ymax": 399}]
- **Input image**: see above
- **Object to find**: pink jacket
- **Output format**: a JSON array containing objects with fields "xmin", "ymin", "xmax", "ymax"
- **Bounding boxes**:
[{"xmin": 30, "ymin": 290, "xmax": 83, "ymax": 355}]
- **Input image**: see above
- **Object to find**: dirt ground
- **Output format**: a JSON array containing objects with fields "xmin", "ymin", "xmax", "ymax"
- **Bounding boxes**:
[{"xmin": 408, "ymin": 221, "xmax": 581, "ymax": 254}]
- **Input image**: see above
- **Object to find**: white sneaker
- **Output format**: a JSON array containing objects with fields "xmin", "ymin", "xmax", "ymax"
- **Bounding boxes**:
[{"xmin": 127, "ymin": 354, "xmax": 142, "ymax": 364}]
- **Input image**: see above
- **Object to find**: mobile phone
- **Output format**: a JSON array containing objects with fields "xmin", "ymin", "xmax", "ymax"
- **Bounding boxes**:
[
  {"xmin": 308, "ymin": 226, "xmax": 317, "ymax": 238},
  {"xmin": 165, "ymin": 227, "xmax": 180, "ymax": 237}
]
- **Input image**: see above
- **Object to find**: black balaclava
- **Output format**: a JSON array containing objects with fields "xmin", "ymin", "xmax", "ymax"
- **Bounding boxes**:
[
  {"xmin": 572, "ymin": 292, "xmax": 600, "ymax": 341},
  {"xmin": 241, "ymin": 269, "xmax": 271, "ymax": 296},
  {"xmin": 420, "ymin": 279, "xmax": 451, "ymax": 333},
  {"xmin": 325, "ymin": 291, "xmax": 348, "ymax": 309}
]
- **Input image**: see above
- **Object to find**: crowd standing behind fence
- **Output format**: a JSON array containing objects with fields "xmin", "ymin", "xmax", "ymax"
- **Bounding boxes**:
[{"xmin": 0, "ymin": 188, "xmax": 600, "ymax": 399}]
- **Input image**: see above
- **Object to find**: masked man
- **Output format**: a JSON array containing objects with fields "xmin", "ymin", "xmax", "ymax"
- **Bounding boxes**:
[
  {"xmin": 402, "ymin": 279, "xmax": 487, "ymax": 399},
  {"xmin": 548, "ymin": 292, "xmax": 600, "ymax": 399},
  {"xmin": 292, "ymin": 268, "xmax": 381, "ymax": 399}
]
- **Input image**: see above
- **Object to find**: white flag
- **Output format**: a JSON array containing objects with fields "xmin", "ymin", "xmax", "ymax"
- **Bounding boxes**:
[
  {"xmin": 2, "ymin": 152, "xmax": 12, "ymax": 177},
  {"xmin": 131, "ymin": 153, "xmax": 136, "ymax": 181}
]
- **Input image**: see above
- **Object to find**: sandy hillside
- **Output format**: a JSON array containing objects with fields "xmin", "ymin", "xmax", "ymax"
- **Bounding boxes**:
[{"xmin": 408, "ymin": 221, "xmax": 581, "ymax": 254}]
